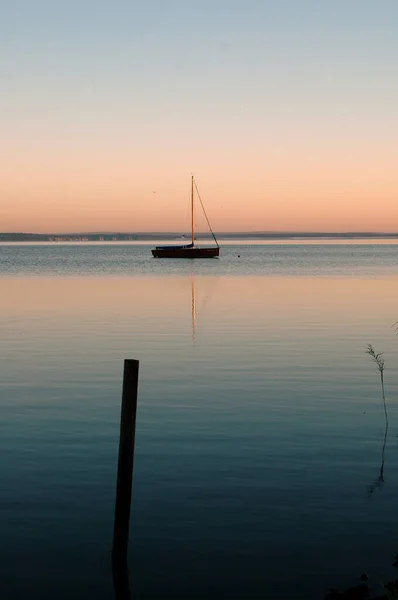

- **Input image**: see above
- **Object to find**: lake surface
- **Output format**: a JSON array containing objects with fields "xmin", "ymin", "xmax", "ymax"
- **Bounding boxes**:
[{"xmin": 2, "ymin": 242, "xmax": 398, "ymax": 599}]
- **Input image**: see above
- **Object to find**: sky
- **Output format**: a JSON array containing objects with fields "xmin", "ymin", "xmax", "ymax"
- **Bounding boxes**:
[{"xmin": 1, "ymin": 1, "xmax": 398, "ymax": 233}]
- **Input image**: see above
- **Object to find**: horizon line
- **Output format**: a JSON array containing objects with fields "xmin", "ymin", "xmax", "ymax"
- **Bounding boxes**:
[{"xmin": 3, "ymin": 230, "xmax": 398, "ymax": 238}]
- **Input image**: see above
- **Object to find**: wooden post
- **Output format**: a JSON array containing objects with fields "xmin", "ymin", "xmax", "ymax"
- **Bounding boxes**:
[{"xmin": 112, "ymin": 359, "xmax": 139, "ymax": 598}]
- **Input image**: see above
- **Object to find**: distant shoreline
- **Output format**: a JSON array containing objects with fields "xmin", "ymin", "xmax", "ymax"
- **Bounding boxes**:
[{"xmin": 2, "ymin": 232, "xmax": 398, "ymax": 242}]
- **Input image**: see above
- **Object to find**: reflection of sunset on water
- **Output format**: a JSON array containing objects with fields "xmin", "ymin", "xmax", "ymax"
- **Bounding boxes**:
[{"xmin": 2, "ymin": 275, "xmax": 398, "ymax": 346}]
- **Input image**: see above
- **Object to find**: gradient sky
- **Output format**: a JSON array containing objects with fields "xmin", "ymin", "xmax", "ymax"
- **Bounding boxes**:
[{"xmin": 1, "ymin": 1, "xmax": 398, "ymax": 233}]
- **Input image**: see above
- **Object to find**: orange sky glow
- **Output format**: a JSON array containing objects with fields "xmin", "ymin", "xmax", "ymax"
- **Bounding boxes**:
[{"xmin": 2, "ymin": 2, "xmax": 397, "ymax": 233}]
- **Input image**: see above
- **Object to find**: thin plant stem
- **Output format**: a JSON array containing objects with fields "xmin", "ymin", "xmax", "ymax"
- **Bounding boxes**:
[
  {"xmin": 366, "ymin": 344, "xmax": 387, "ymax": 427},
  {"xmin": 381, "ymin": 371, "xmax": 389, "ymax": 432},
  {"xmin": 366, "ymin": 344, "xmax": 389, "ymax": 496}
]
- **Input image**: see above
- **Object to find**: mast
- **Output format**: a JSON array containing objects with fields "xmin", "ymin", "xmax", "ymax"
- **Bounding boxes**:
[
  {"xmin": 192, "ymin": 177, "xmax": 219, "ymax": 249},
  {"xmin": 191, "ymin": 175, "xmax": 194, "ymax": 246}
]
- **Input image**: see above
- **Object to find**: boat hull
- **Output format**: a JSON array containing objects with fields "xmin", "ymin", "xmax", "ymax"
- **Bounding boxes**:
[{"xmin": 152, "ymin": 247, "xmax": 219, "ymax": 258}]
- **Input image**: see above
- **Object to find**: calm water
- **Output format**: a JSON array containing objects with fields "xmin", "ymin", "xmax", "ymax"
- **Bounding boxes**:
[{"xmin": 2, "ymin": 242, "xmax": 398, "ymax": 599}]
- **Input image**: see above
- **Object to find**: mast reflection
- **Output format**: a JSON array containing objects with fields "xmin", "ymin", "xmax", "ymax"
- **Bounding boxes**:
[{"xmin": 191, "ymin": 277, "xmax": 196, "ymax": 344}]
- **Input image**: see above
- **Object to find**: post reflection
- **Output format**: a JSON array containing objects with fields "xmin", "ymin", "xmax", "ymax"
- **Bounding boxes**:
[{"xmin": 112, "ymin": 560, "xmax": 131, "ymax": 600}]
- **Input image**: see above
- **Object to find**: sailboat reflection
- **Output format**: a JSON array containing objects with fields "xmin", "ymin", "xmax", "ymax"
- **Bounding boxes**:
[
  {"xmin": 189, "ymin": 275, "xmax": 217, "ymax": 344},
  {"xmin": 191, "ymin": 277, "xmax": 196, "ymax": 343},
  {"xmin": 367, "ymin": 421, "xmax": 388, "ymax": 497}
]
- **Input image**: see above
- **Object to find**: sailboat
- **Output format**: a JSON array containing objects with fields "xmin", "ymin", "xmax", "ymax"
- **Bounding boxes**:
[{"xmin": 151, "ymin": 176, "xmax": 220, "ymax": 258}]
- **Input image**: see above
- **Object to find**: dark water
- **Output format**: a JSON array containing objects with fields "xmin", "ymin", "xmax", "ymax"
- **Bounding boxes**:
[{"xmin": 2, "ymin": 242, "xmax": 398, "ymax": 599}]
